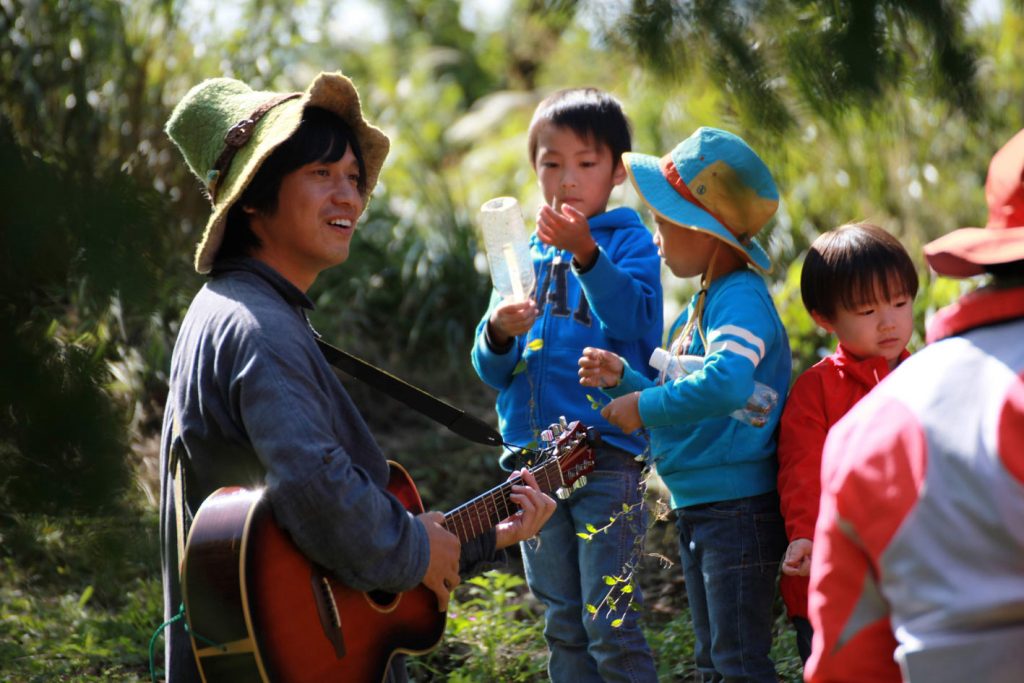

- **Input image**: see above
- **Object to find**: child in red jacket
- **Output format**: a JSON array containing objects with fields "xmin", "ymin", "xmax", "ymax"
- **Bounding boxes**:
[{"xmin": 776, "ymin": 222, "xmax": 919, "ymax": 663}]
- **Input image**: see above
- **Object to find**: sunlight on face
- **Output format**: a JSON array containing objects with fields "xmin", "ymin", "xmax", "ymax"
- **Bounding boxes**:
[{"xmin": 533, "ymin": 122, "xmax": 626, "ymax": 219}]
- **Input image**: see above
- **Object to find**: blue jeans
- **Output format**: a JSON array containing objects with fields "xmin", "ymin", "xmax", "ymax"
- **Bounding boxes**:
[
  {"xmin": 675, "ymin": 491, "xmax": 787, "ymax": 683},
  {"xmin": 522, "ymin": 444, "xmax": 657, "ymax": 683}
]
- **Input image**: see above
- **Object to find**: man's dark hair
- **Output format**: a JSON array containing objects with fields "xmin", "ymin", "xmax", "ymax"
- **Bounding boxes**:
[
  {"xmin": 526, "ymin": 88, "xmax": 632, "ymax": 167},
  {"xmin": 801, "ymin": 222, "xmax": 920, "ymax": 319},
  {"xmin": 217, "ymin": 106, "xmax": 366, "ymax": 263}
]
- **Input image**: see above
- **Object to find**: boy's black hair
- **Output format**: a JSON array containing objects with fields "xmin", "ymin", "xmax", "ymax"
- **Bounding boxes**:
[
  {"xmin": 801, "ymin": 222, "xmax": 919, "ymax": 319},
  {"xmin": 527, "ymin": 88, "xmax": 632, "ymax": 166},
  {"xmin": 217, "ymin": 106, "xmax": 366, "ymax": 263}
]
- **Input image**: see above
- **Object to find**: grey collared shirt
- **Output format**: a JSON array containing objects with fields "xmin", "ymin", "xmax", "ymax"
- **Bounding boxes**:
[{"xmin": 159, "ymin": 258, "xmax": 498, "ymax": 681}]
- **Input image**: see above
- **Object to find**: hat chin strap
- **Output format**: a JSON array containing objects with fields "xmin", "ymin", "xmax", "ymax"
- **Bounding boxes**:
[{"xmin": 670, "ymin": 245, "xmax": 719, "ymax": 357}]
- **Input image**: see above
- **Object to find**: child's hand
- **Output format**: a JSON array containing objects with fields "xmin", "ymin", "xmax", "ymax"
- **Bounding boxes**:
[
  {"xmin": 781, "ymin": 538, "xmax": 813, "ymax": 577},
  {"xmin": 488, "ymin": 298, "xmax": 539, "ymax": 346},
  {"xmin": 578, "ymin": 347, "xmax": 624, "ymax": 388},
  {"xmin": 536, "ymin": 203, "xmax": 598, "ymax": 266},
  {"xmin": 601, "ymin": 392, "xmax": 643, "ymax": 433}
]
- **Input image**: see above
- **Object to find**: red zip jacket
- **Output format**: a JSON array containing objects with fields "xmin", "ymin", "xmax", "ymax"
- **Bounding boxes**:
[{"xmin": 776, "ymin": 344, "xmax": 909, "ymax": 620}]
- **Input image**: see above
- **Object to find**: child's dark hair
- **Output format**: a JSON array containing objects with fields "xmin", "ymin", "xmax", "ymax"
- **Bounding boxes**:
[
  {"xmin": 801, "ymin": 222, "xmax": 919, "ymax": 319},
  {"xmin": 217, "ymin": 106, "xmax": 366, "ymax": 263},
  {"xmin": 527, "ymin": 88, "xmax": 631, "ymax": 166}
]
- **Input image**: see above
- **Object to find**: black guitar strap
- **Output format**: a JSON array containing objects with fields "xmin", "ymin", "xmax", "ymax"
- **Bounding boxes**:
[{"xmin": 315, "ymin": 338, "xmax": 502, "ymax": 448}]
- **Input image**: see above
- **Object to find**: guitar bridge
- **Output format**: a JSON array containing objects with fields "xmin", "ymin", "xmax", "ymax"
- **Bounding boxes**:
[{"xmin": 310, "ymin": 570, "xmax": 346, "ymax": 658}]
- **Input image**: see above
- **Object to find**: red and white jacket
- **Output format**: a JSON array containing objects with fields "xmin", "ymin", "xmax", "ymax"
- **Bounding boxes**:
[
  {"xmin": 777, "ymin": 344, "xmax": 909, "ymax": 620},
  {"xmin": 805, "ymin": 285, "xmax": 1024, "ymax": 682}
]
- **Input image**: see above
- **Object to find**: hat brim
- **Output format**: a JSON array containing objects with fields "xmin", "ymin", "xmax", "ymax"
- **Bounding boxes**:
[
  {"xmin": 194, "ymin": 72, "xmax": 390, "ymax": 274},
  {"xmin": 924, "ymin": 225, "xmax": 1024, "ymax": 277},
  {"xmin": 623, "ymin": 152, "xmax": 772, "ymax": 274}
]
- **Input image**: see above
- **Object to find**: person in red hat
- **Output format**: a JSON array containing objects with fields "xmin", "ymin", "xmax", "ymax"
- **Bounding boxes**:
[{"xmin": 805, "ymin": 129, "xmax": 1024, "ymax": 682}]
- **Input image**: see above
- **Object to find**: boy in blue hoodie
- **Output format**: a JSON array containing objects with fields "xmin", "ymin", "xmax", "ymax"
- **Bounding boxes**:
[
  {"xmin": 579, "ymin": 128, "xmax": 791, "ymax": 682},
  {"xmin": 471, "ymin": 88, "xmax": 662, "ymax": 683}
]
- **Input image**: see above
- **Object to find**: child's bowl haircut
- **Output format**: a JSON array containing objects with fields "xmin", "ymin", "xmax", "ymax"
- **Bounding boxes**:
[{"xmin": 801, "ymin": 222, "xmax": 919, "ymax": 319}]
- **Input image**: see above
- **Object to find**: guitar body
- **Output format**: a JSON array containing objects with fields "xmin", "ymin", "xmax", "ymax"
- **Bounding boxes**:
[{"xmin": 182, "ymin": 462, "xmax": 444, "ymax": 683}]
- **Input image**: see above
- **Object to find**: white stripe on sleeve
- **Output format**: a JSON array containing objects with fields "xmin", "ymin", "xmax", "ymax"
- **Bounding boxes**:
[
  {"xmin": 706, "ymin": 340, "xmax": 762, "ymax": 367},
  {"xmin": 709, "ymin": 325, "xmax": 766, "ymax": 358}
]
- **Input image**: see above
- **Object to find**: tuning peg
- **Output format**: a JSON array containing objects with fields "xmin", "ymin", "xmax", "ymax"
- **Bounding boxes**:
[
  {"xmin": 573, "ymin": 476, "xmax": 587, "ymax": 490},
  {"xmin": 540, "ymin": 429, "xmax": 554, "ymax": 443},
  {"xmin": 559, "ymin": 415, "xmax": 569, "ymax": 429},
  {"xmin": 585, "ymin": 426, "xmax": 603, "ymax": 446},
  {"xmin": 549, "ymin": 423, "xmax": 563, "ymax": 438},
  {"xmin": 555, "ymin": 487, "xmax": 571, "ymax": 500}
]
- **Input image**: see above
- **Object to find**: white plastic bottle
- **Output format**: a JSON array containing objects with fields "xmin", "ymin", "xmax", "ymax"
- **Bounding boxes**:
[
  {"xmin": 479, "ymin": 196, "xmax": 535, "ymax": 302},
  {"xmin": 649, "ymin": 348, "xmax": 779, "ymax": 427}
]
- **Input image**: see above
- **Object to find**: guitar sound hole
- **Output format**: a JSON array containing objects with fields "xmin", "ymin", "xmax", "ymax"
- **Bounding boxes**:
[{"xmin": 367, "ymin": 590, "xmax": 396, "ymax": 606}]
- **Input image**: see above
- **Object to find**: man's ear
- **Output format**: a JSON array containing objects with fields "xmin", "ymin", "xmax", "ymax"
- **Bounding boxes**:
[{"xmin": 810, "ymin": 310, "xmax": 835, "ymax": 333}]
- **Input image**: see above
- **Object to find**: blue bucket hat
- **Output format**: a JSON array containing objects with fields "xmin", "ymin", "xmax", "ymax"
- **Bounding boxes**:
[{"xmin": 624, "ymin": 127, "xmax": 779, "ymax": 273}]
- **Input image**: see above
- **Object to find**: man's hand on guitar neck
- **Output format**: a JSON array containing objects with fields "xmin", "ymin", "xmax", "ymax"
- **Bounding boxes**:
[
  {"xmin": 495, "ymin": 468, "xmax": 557, "ymax": 549},
  {"xmin": 418, "ymin": 511, "xmax": 461, "ymax": 611}
]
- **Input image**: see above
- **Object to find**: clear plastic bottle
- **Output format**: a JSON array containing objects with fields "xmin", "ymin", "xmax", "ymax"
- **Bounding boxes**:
[
  {"xmin": 479, "ymin": 196, "xmax": 535, "ymax": 302},
  {"xmin": 649, "ymin": 348, "xmax": 779, "ymax": 427}
]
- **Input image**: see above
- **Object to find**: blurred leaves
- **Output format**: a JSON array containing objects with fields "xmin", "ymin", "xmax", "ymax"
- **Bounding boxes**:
[
  {"xmin": 0, "ymin": 122, "xmax": 163, "ymax": 514},
  {"xmin": 606, "ymin": 0, "xmax": 982, "ymax": 133}
]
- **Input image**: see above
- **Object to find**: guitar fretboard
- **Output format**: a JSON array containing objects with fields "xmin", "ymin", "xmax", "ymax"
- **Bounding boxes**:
[{"xmin": 443, "ymin": 447, "xmax": 570, "ymax": 544}]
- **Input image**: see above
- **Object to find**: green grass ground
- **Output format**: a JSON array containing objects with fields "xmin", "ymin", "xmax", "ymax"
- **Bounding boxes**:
[{"xmin": 0, "ymin": 510, "xmax": 803, "ymax": 682}]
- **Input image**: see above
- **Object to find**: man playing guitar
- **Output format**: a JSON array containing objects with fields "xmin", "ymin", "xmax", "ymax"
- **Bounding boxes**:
[{"xmin": 160, "ymin": 71, "xmax": 555, "ymax": 682}]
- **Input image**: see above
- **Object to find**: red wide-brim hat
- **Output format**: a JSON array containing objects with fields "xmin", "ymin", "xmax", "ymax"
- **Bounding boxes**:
[{"xmin": 924, "ymin": 128, "xmax": 1024, "ymax": 278}]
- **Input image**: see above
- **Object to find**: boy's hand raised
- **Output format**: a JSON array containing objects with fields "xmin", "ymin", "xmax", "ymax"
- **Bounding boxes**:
[
  {"xmin": 578, "ymin": 347, "xmax": 623, "ymax": 389},
  {"xmin": 536, "ymin": 203, "xmax": 598, "ymax": 267},
  {"xmin": 488, "ymin": 298, "xmax": 539, "ymax": 346}
]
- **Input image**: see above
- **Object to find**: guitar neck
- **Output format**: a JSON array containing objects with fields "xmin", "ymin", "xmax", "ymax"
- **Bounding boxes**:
[{"xmin": 443, "ymin": 457, "xmax": 563, "ymax": 544}]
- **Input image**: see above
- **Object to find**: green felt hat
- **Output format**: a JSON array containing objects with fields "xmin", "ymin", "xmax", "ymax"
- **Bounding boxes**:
[{"xmin": 166, "ymin": 72, "xmax": 390, "ymax": 273}]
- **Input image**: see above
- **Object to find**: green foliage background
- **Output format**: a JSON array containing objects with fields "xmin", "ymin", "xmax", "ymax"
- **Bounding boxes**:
[{"xmin": 1, "ymin": 0, "xmax": 1022, "ymax": 680}]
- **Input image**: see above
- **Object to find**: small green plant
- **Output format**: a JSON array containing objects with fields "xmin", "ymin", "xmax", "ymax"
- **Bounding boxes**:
[
  {"xmin": 410, "ymin": 570, "xmax": 547, "ymax": 682},
  {"xmin": 577, "ymin": 499, "xmax": 647, "ymax": 628}
]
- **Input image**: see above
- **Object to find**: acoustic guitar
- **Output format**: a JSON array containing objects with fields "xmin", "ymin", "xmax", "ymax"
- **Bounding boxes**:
[{"xmin": 181, "ymin": 419, "xmax": 597, "ymax": 683}]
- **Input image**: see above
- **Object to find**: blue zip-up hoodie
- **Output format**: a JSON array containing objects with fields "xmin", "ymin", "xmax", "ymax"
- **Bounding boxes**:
[
  {"xmin": 606, "ymin": 268, "xmax": 791, "ymax": 508},
  {"xmin": 471, "ymin": 207, "xmax": 663, "ymax": 465}
]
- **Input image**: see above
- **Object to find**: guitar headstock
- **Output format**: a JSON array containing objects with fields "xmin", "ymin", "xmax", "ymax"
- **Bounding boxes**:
[{"xmin": 541, "ymin": 419, "xmax": 596, "ymax": 497}]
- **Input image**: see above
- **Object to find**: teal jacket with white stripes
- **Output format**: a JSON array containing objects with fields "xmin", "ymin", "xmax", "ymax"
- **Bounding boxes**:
[{"xmin": 607, "ymin": 268, "xmax": 791, "ymax": 509}]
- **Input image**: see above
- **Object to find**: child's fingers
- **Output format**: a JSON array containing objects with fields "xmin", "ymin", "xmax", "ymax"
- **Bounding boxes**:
[{"xmin": 559, "ymin": 202, "xmax": 585, "ymax": 221}]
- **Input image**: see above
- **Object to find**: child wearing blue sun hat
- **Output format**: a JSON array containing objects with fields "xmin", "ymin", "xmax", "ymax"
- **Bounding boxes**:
[{"xmin": 579, "ymin": 127, "xmax": 791, "ymax": 681}]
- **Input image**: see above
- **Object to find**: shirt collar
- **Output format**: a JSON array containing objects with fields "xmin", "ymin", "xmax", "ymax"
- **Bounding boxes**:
[
  {"xmin": 832, "ymin": 342, "xmax": 909, "ymax": 386},
  {"xmin": 926, "ymin": 284, "xmax": 1024, "ymax": 343},
  {"xmin": 210, "ymin": 256, "xmax": 315, "ymax": 311}
]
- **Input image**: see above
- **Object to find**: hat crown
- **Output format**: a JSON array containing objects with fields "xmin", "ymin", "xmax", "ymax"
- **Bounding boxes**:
[
  {"xmin": 923, "ymin": 127, "xmax": 1024, "ymax": 277},
  {"xmin": 166, "ymin": 78, "xmax": 285, "ymax": 192},
  {"xmin": 669, "ymin": 127, "xmax": 779, "ymax": 239},
  {"xmin": 985, "ymin": 127, "xmax": 1024, "ymax": 230}
]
